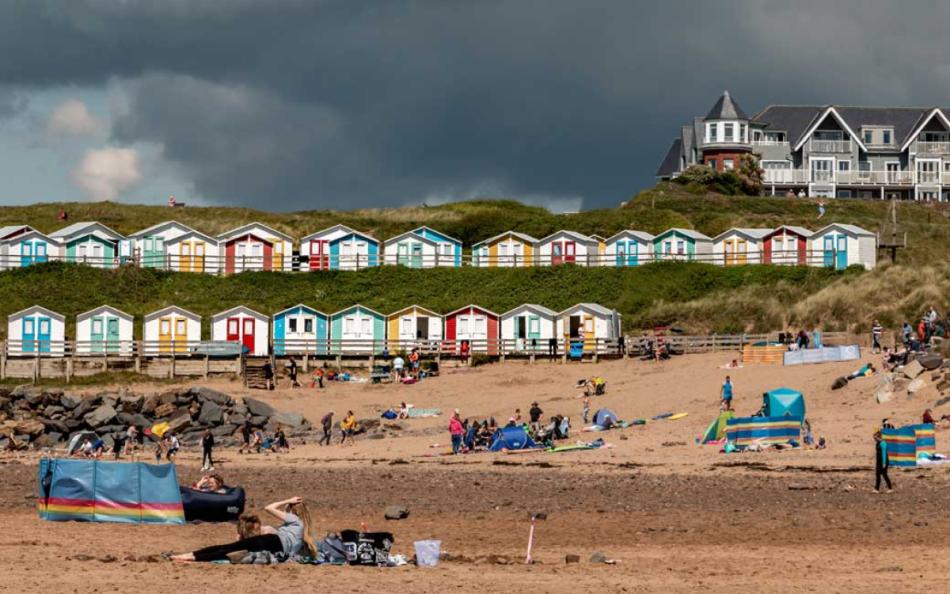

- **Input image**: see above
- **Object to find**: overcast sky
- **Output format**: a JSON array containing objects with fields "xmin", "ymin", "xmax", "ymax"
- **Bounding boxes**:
[{"xmin": 1, "ymin": 0, "xmax": 949, "ymax": 212}]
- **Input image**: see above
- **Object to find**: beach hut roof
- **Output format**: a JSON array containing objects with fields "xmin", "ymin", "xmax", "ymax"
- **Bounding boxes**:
[
  {"xmin": 713, "ymin": 228, "xmax": 772, "ymax": 242},
  {"xmin": 387, "ymin": 304, "xmax": 442, "ymax": 318},
  {"xmin": 217, "ymin": 222, "xmax": 293, "ymax": 242},
  {"xmin": 330, "ymin": 304, "xmax": 385, "ymax": 319},
  {"xmin": 812, "ymin": 223, "xmax": 876, "ymax": 237},
  {"xmin": 501, "ymin": 303, "xmax": 558, "ymax": 319},
  {"xmin": 8, "ymin": 305, "xmax": 65, "ymax": 322},
  {"xmin": 273, "ymin": 303, "xmax": 328, "ymax": 318},
  {"xmin": 472, "ymin": 230, "xmax": 539, "ymax": 248},
  {"xmin": 211, "ymin": 305, "xmax": 268, "ymax": 321},
  {"xmin": 144, "ymin": 305, "xmax": 200, "ymax": 322},
  {"xmin": 127, "ymin": 220, "xmax": 198, "ymax": 239},
  {"xmin": 605, "ymin": 229, "xmax": 655, "ymax": 243},
  {"xmin": 77, "ymin": 305, "xmax": 133, "ymax": 322},
  {"xmin": 50, "ymin": 221, "xmax": 124, "ymax": 241},
  {"xmin": 445, "ymin": 304, "xmax": 499, "ymax": 318}
]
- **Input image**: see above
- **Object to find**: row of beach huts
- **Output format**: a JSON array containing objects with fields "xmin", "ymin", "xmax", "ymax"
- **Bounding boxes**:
[
  {"xmin": 6, "ymin": 303, "xmax": 621, "ymax": 357},
  {"xmin": 0, "ymin": 220, "xmax": 877, "ymax": 271}
]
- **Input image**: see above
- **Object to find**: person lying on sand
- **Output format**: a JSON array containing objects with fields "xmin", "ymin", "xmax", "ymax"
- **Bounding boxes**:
[
  {"xmin": 193, "ymin": 474, "xmax": 228, "ymax": 494},
  {"xmin": 171, "ymin": 497, "xmax": 316, "ymax": 562}
]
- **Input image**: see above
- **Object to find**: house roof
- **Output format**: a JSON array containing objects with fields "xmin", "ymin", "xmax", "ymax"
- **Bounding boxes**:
[
  {"xmin": 77, "ymin": 305, "xmax": 134, "ymax": 322},
  {"xmin": 764, "ymin": 225, "xmax": 813, "ymax": 239},
  {"xmin": 713, "ymin": 228, "xmax": 772, "ymax": 242},
  {"xmin": 217, "ymin": 222, "xmax": 293, "ymax": 242},
  {"xmin": 144, "ymin": 305, "xmax": 201, "ymax": 322},
  {"xmin": 753, "ymin": 104, "xmax": 933, "ymax": 150},
  {"xmin": 472, "ymin": 230, "xmax": 539, "ymax": 248},
  {"xmin": 605, "ymin": 229, "xmax": 655, "ymax": 244},
  {"xmin": 538, "ymin": 230, "xmax": 596, "ymax": 244},
  {"xmin": 411, "ymin": 226, "xmax": 462, "ymax": 245},
  {"xmin": 654, "ymin": 228, "xmax": 712, "ymax": 242},
  {"xmin": 8, "ymin": 305, "xmax": 64, "ymax": 322},
  {"xmin": 445, "ymin": 304, "xmax": 499, "ymax": 318},
  {"xmin": 812, "ymin": 223, "xmax": 876, "ymax": 237},
  {"xmin": 705, "ymin": 91, "xmax": 748, "ymax": 121},
  {"xmin": 558, "ymin": 303, "xmax": 616, "ymax": 318},
  {"xmin": 211, "ymin": 305, "xmax": 267, "ymax": 321},
  {"xmin": 0, "ymin": 225, "xmax": 33, "ymax": 240},
  {"xmin": 163, "ymin": 228, "xmax": 218, "ymax": 245},
  {"xmin": 330, "ymin": 303, "xmax": 385, "ymax": 318},
  {"xmin": 383, "ymin": 230, "xmax": 439, "ymax": 247},
  {"xmin": 1, "ymin": 229, "xmax": 58, "ymax": 245},
  {"xmin": 655, "ymin": 138, "xmax": 682, "ymax": 177},
  {"xmin": 127, "ymin": 220, "xmax": 196, "ymax": 239},
  {"xmin": 500, "ymin": 303, "xmax": 557, "ymax": 319},
  {"xmin": 387, "ymin": 304, "xmax": 442, "ymax": 318},
  {"xmin": 300, "ymin": 224, "xmax": 357, "ymax": 242},
  {"xmin": 273, "ymin": 303, "xmax": 327, "ymax": 318},
  {"xmin": 50, "ymin": 221, "xmax": 124, "ymax": 241}
]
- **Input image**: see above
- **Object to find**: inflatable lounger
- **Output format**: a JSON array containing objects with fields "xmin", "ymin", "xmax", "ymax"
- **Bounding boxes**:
[{"xmin": 180, "ymin": 486, "xmax": 246, "ymax": 522}]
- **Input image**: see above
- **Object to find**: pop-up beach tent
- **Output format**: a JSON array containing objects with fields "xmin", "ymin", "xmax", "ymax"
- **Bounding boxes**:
[
  {"xmin": 762, "ymin": 388, "xmax": 806, "ymax": 419},
  {"xmin": 700, "ymin": 410, "xmax": 735, "ymax": 444},
  {"xmin": 37, "ymin": 458, "xmax": 185, "ymax": 524},
  {"xmin": 592, "ymin": 408, "xmax": 618, "ymax": 427},
  {"xmin": 489, "ymin": 426, "xmax": 538, "ymax": 451}
]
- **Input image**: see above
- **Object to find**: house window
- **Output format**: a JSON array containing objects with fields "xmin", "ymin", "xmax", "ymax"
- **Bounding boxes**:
[
  {"xmin": 344, "ymin": 317, "xmax": 355, "ymax": 334},
  {"xmin": 753, "ymin": 130, "xmax": 762, "ymax": 142},
  {"xmin": 838, "ymin": 160, "xmax": 850, "ymax": 172},
  {"xmin": 676, "ymin": 240, "xmax": 685, "ymax": 255},
  {"xmin": 723, "ymin": 123, "xmax": 734, "ymax": 142},
  {"xmin": 706, "ymin": 123, "xmax": 718, "ymax": 143},
  {"xmin": 883, "ymin": 130, "xmax": 891, "ymax": 144},
  {"xmin": 304, "ymin": 319, "xmax": 313, "ymax": 333},
  {"xmin": 708, "ymin": 159, "xmax": 718, "ymax": 170},
  {"xmin": 288, "ymin": 318, "xmax": 298, "ymax": 333},
  {"xmin": 944, "ymin": 162, "xmax": 950, "ymax": 173},
  {"xmin": 723, "ymin": 159, "xmax": 735, "ymax": 171},
  {"xmin": 529, "ymin": 318, "xmax": 540, "ymax": 334},
  {"xmin": 740, "ymin": 123, "xmax": 747, "ymax": 142},
  {"xmin": 863, "ymin": 130, "xmax": 873, "ymax": 144}
]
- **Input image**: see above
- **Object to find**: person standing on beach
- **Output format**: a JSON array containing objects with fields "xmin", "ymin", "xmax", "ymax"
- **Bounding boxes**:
[
  {"xmin": 582, "ymin": 396, "xmax": 591, "ymax": 424},
  {"xmin": 874, "ymin": 431, "xmax": 893, "ymax": 493},
  {"xmin": 319, "ymin": 411, "xmax": 334, "ymax": 446},
  {"xmin": 239, "ymin": 419, "xmax": 253, "ymax": 454},
  {"xmin": 720, "ymin": 376, "xmax": 734, "ymax": 411},
  {"xmin": 871, "ymin": 320, "xmax": 883, "ymax": 354},
  {"xmin": 449, "ymin": 411, "xmax": 464, "ymax": 454},
  {"xmin": 287, "ymin": 358, "xmax": 299, "ymax": 388},
  {"xmin": 201, "ymin": 428, "xmax": 215, "ymax": 471}
]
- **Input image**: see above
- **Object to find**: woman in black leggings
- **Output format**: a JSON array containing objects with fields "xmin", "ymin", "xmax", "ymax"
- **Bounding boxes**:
[{"xmin": 171, "ymin": 497, "xmax": 316, "ymax": 562}]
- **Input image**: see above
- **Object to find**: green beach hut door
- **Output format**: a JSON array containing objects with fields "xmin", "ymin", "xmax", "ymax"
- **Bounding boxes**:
[
  {"xmin": 411, "ymin": 243, "xmax": 423, "ymax": 268},
  {"xmin": 22, "ymin": 318, "xmax": 35, "ymax": 353},
  {"xmin": 528, "ymin": 314, "xmax": 540, "ymax": 351},
  {"xmin": 91, "ymin": 317, "xmax": 104, "ymax": 353},
  {"xmin": 823, "ymin": 236, "xmax": 835, "ymax": 268},
  {"xmin": 143, "ymin": 237, "xmax": 164, "ymax": 268},
  {"xmin": 397, "ymin": 243, "xmax": 409, "ymax": 266},
  {"xmin": 836, "ymin": 235, "xmax": 847, "ymax": 270},
  {"xmin": 106, "ymin": 317, "xmax": 119, "ymax": 353}
]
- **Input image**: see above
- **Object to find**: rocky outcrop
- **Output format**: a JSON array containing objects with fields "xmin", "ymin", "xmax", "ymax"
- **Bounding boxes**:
[{"xmin": 0, "ymin": 386, "xmax": 310, "ymax": 451}]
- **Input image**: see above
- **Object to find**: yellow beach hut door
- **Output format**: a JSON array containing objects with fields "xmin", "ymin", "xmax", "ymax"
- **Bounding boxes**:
[
  {"xmin": 583, "ymin": 315, "xmax": 595, "ymax": 351},
  {"xmin": 180, "ymin": 241, "xmax": 205, "ymax": 272},
  {"xmin": 724, "ymin": 238, "xmax": 747, "ymax": 266},
  {"xmin": 159, "ymin": 316, "xmax": 188, "ymax": 353},
  {"xmin": 272, "ymin": 241, "xmax": 284, "ymax": 271}
]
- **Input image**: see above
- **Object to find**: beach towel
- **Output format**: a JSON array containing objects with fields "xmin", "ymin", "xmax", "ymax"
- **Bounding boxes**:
[{"xmin": 407, "ymin": 408, "xmax": 441, "ymax": 418}]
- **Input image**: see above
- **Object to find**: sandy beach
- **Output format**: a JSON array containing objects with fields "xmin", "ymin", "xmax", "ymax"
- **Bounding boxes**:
[{"xmin": 3, "ymin": 352, "xmax": 949, "ymax": 593}]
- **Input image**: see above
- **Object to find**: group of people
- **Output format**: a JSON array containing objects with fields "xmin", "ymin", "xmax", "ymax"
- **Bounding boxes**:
[
  {"xmin": 778, "ymin": 327, "xmax": 821, "ymax": 351},
  {"xmin": 238, "ymin": 421, "xmax": 291, "ymax": 455},
  {"xmin": 316, "ymin": 410, "xmax": 358, "ymax": 446},
  {"xmin": 898, "ymin": 306, "xmax": 946, "ymax": 351}
]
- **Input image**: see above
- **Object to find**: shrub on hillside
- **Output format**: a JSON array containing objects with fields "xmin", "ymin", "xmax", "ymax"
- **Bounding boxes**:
[{"xmin": 673, "ymin": 155, "xmax": 763, "ymax": 196}]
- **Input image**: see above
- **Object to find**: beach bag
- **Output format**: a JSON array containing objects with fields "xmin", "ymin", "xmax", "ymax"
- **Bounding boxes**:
[
  {"xmin": 831, "ymin": 376, "xmax": 849, "ymax": 390},
  {"xmin": 340, "ymin": 529, "xmax": 395, "ymax": 566}
]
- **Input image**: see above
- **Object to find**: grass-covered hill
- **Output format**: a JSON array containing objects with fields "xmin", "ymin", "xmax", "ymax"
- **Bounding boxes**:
[{"xmin": 1, "ymin": 184, "xmax": 947, "ymax": 336}]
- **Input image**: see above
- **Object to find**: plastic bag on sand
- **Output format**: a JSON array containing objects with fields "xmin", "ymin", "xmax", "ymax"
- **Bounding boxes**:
[{"xmin": 414, "ymin": 540, "xmax": 441, "ymax": 567}]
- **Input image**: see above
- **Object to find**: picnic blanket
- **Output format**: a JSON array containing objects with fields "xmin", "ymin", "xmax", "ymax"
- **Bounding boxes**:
[{"xmin": 407, "ymin": 408, "xmax": 441, "ymax": 418}]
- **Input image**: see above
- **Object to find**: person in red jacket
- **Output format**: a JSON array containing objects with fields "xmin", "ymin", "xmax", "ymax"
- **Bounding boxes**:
[{"xmin": 449, "ymin": 410, "xmax": 464, "ymax": 454}]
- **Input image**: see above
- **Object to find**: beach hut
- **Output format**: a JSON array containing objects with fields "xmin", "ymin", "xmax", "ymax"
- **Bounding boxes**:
[
  {"xmin": 604, "ymin": 230, "xmax": 655, "ymax": 267},
  {"xmin": 329, "ymin": 305, "xmax": 386, "ymax": 354},
  {"xmin": 472, "ymin": 231, "xmax": 538, "ymax": 267},
  {"xmin": 762, "ymin": 226, "xmax": 812, "ymax": 266},
  {"xmin": 590, "ymin": 234, "xmax": 608, "ymax": 266},
  {"xmin": 652, "ymin": 228, "xmax": 713, "ymax": 263},
  {"xmin": 7, "ymin": 305, "xmax": 65, "ymax": 356},
  {"xmin": 300, "ymin": 224, "xmax": 380, "ymax": 271},
  {"xmin": 211, "ymin": 306, "xmax": 269, "ymax": 356},
  {"xmin": 386, "ymin": 305, "xmax": 443, "ymax": 350},
  {"xmin": 127, "ymin": 221, "xmax": 199, "ymax": 269},
  {"xmin": 382, "ymin": 232, "xmax": 440, "ymax": 269},
  {"xmin": 51, "ymin": 222, "xmax": 126, "ymax": 269},
  {"xmin": 273, "ymin": 304, "xmax": 328, "ymax": 355},
  {"xmin": 712, "ymin": 228, "xmax": 772, "ymax": 266},
  {"xmin": 143, "ymin": 306, "xmax": 201, "ymax": 355},
  {"xmin": 444, "ymin": 305, "xmax": 500, "ymax": 354},
  {"xmin": 555, "ymin": 303, "xmax": 622, "ymax": 353},
  {"xmin": 536, "ymin": 230, "xmax": 599, "ymax": 266},
  {"xmin": 411, "ymin": 226, "xmax": 462, "ymax": 267},
  {"xmin": 809, "ymin": 223, "xmax": 877, "ymax": 270},
  {"xmin": 218, "ymin": 223, "xmax": 294, "ymax": 273},
  {"xmin": 0, "ymin": 229, "xmax": 61, "ymax": 270},
  {"xmin": 76, "ymin": 305, "xmax": 134, "ymax": 355},
  {"xmin": 500, "ymin": 304, "xmax": 557, "ymax": 353},
  {"xmin": 164, "ymin": 229, "xmax": 221, "ymax": 274}
]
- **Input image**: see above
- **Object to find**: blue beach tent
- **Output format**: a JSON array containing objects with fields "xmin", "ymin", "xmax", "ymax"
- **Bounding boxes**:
[{"xmin": 489, "ymin": 426, "xmax": 538, "ymax": 451}]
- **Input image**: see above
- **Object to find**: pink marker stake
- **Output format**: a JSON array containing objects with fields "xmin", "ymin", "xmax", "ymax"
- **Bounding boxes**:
[{"xmin": 525, "ymin": 516, "xmax": 536, "ymax": 564}]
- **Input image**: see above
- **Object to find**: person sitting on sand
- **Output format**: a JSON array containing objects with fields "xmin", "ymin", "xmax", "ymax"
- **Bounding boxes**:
[
  {"xmin": 923, "ymin": 408, "xmax": 936, "ymax": 425},
  {"xmin": 397, "ymin": 402, "xmax": 411, "ymax": 419},
  {"xmin": 171, "ymin": 497, "xmax": 316, "ymax": 562},
  {"xmin": 274, "ymin": 425, "xmax": 290, "ymax": 452},
  {"xmin": 193, "ymin": 474, "xmax": 228, "ymax": 494},
  {"xmin": 340, "ymin": 411, "xmax": 357, "ymax": 446},
  {"xmin": 250, "ymin": 428, "xmax": 265, "ymax": 453}
]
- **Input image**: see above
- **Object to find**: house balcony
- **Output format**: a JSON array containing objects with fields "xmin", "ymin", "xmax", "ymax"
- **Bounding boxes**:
[
  {"xmin": 751, "ymin": 140, "xmax": 789, "ymax": 147},
  {"xmin": 809, "ymin": 139, "xmax": 852, "ymax": 153},
  {"xmin": 762, "ymin": 169, "xmax": 808, "ymax": 184},
  {"xmin": 837, "ymin": 171, "xmax": 913, "ymax": 186},
  {"xmin": 917, "ymin": 141, "xmax": 950, "ymax": 155}
]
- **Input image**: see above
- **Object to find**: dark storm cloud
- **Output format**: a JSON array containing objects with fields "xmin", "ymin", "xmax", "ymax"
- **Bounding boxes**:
[{"xmin": 2, "ymin": 0, "xmax": 949, "ymax": 209}]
